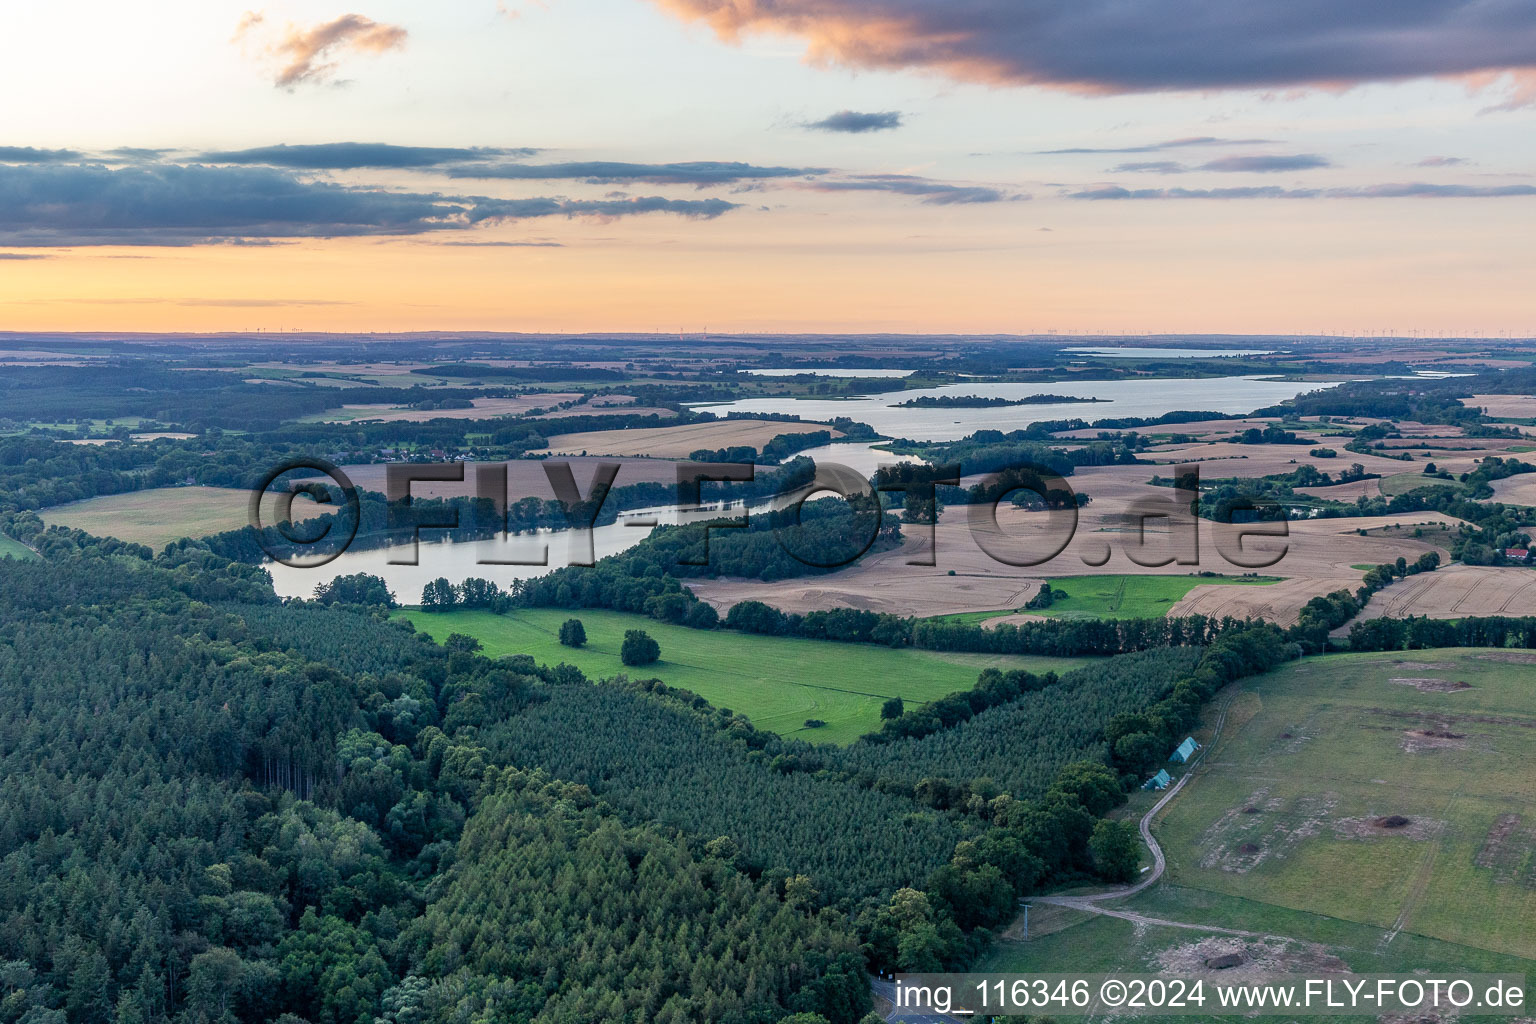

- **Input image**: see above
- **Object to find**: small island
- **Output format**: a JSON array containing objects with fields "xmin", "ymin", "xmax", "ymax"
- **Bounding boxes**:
[{"xmin": 895, "ymin": 393, "xmax": 1110, "ymax": 409}]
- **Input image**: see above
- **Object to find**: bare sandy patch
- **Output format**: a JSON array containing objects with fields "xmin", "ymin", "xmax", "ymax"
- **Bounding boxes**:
[
  {"xmin": 1389, "ymin": 676, "xmax": 1473, "ymax": 693},
  {"xmin": 1400, "ymin": 728, "xmax": 1469, "ymax": 753},
  {"xmin": 1197, "ymin": 790, "xmax": 1339, "ymax": 873},
  {"xmin": 1473, "ymin": 813, "xmax": 1536, "ymax": 885},
  {"xmin": 1473, "ymin": 651, "xmax": 1536, "ymax": 664},
  {"xmin": 1333, "ymin": 815, "xmax": 1445, "ymax": 840},
  {"xmin": 1155, "ymin": 935, "xmax": 1347, "ymax": 977}
]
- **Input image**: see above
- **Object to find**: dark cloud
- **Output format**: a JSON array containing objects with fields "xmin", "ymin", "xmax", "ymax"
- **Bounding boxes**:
[
  {"xmin": 0, "ymin": 147, "xmax": 82, "ymax": 163},
  {"xmin": 1109, "ymin": 153, "xmax": 1331, "ymax": 174},
  {"xmin": 1200, "ymin": 153, "xmax": 1331, "ymax": 172},
  {"xmin": 1073, "ymin": 185, "xmax": 1307, "ymax": 199},
  {"xmin": 808, "ymin": 174, "xmax": 1024, "ymax": 204},
  {"xmin": 0, "ymin": 163, "xmax": 743, "ymax": 246},
  {"xmin": 655, "ymin": 0, "xmax": 1536, "ymax": 97},
  {"xmin": 468, "ymin": 196, "xmax": 740, "ymax": 220},
  {"xmin": 105, "ymin": 147, "xmax": 172, "ymax": 162},
  {"xmin": 1070, "ymin": 182, "xmax": 1536, "ymax": 199},
  {"xmin": 1041, "ymin": 136, "xmax": 1274, "ymax": 155},
  {"xmin": 0, "ymin": 163, "xmax": 470, "ymax": 246},
  {"xmin": 1344, "ymin": 182, "xmax": 1536, "ymax": 198},
  {"xmin": 448, "ymin": 160, "xmax": 824, "ymax": 185},
  {"xmin": 804, "ymin": 110, "xmax": 905, "ymax": 133},
  {"xmin": 197, "ymin": 143, "xmax": 538, "ymax": 169},
  {"xmin": 0, "ymin": 253, "xmax": 53, "ymax": 260}
]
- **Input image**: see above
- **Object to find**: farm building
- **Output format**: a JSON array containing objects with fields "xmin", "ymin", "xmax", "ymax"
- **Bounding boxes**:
[
  {"xmin": 1169, "ymin": 737, "xmax": 1201, "ymax": 763},
  {"xmin": 1142, "ymin": 768, "xmax": 1173, "ymax": 791}
]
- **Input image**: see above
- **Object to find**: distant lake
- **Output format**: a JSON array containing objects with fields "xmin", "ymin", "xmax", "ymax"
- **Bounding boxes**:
[
  {"xmin": 744, "ymin": 368, "xmax": 913, "ymax": 378},
  {"xmin": 695, "ymin": 375, "xmax": 1345, "ymax": 442},
  {"xmin": 1065, "ymin": 346, "xmax": 1274, "ymax": 359}
]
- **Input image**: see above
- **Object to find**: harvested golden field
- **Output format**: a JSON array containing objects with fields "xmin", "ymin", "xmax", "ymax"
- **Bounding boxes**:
[
  {"xmin": 316, "ymin": 395, "xmax": 581, "ymax": 423},
  {"xmin": 687, "ymin": 479, "xmax": 1459, "ymax": 625},
  {"xmin": 534, "ymin": 418, "xmax": 840, "ymax": 458},
  {"xmin": 1053, "ymin": 417, "xmax": 1287, "ymax": 440},
  {"xmin": 1294, "ymin": 478, "xmax": 1381, "ymax": 500},
  {"xmin": 1140, "ymin": 441, "xmax": 1415, "ymax": 478},
  {"xmin": 533, "ymin": 406, "xmax": 678, "ymax": 420},
  {"xmin": 1467, "ymin": 394, "xmax": 1536, "ymax": 418},
  {"xmin": 1351, "ymin": 564, "xmax": 1536, "ymax": 621},
  {"xmin": 41, "ymin": 487, "xmax": 328, "ymax": 551},
  {"xmin": 1490, "ymin": 474, "xmax": 1536, "ymax": 506}
]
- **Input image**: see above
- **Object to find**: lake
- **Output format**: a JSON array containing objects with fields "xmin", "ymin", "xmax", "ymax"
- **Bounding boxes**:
[
  {"xmin": 695, "ymin": 375, "xmax": 1347, "ymax": 442},
  {"xmin": 782, "ymin": 440, "xmax": 920, "ymax": 478},
  {"xmin": 265, "ymin": 501, "xmax": 743, "ymax": 604}
]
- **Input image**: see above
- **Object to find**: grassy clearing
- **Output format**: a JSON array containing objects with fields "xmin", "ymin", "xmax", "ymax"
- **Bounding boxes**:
[
  {"xmin": 926, "ymin": 575, "xmax": 1280, "ymax": 624},
  {"xmin": 0, "ymin": 535, "xmax": 37, "ymax": 560},
  {"xmin": 41, "ymin": 488, "xmax": 255, "ymax": 550},
  {"xmin": 1038, "ymin": 575, "xmax": 1280, "ymax": 619},
  {"xmin": 1379, "ymin": 470, "xmax": 1445, "ymax": 496},
  {"xmin": 1154, "ymin": 648, "xmax": 1536, "ymax": 961},
  {"xmin": 395, "ymin": 607, "xmax": 1091, "ymax": 745},
  {"xmin": 40, "ymin": 486, "xmax": 325, "ymax": 551}
]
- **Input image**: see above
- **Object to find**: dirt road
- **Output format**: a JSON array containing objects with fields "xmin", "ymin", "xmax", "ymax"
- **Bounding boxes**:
[{"xmin": 1031, "ymin": 698, "xmax": 1259, "ymax": 935}]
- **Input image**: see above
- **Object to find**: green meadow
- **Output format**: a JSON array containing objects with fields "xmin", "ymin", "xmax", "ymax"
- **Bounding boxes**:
[
  {"xmin": 396, "ymin": 607, "xmax": 1091, "ymax": 745},
  {"xmin": 977, "ymin": 649, "xmax": 1536, "ymax": 1017},
  {"xmin": 1154, "ymin": 648, "xmax": 1536, "ymax": 961},
  {"xmin": 930, "ymin": 573, "xmax": 1279, "ymax": 625},
  {"xmin": 0, "ymin": 535, "xmax": 37, "ymax": 560}
]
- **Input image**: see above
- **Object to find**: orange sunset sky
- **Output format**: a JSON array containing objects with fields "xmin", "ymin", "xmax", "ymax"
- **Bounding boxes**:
[{"xmin": 2, "ymin": 0, "xmax": 1535, "ymax": 335}]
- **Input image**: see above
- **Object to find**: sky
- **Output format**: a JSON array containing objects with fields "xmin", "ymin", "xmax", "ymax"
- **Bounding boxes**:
[{"xmin": 1, "ymin": 0, "xmax": 1534, "ymax": 335}]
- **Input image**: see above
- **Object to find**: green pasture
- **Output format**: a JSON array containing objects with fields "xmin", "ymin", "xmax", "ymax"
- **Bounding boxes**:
[
  {"xmin": 1154, "ymin": 649, "xmax": 1536, "ymax": 961},
  {"xmin": 396, "ymin": 606, "xmax": 1091, "ymax": 745}
]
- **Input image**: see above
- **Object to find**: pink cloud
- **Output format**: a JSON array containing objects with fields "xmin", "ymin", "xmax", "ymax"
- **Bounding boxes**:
[{"xmin": 240, "ymin": 12, "xmax": 408, "ymax": 88}]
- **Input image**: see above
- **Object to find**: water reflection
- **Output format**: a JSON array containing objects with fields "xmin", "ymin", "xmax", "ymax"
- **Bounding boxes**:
[{"xmin": 265, "ymin": 501, "xmax": 742, "ymax": 603}]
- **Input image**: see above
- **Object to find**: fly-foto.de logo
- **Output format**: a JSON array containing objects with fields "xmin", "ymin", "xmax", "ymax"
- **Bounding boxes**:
[{"xmin": 248, "ymin": 457, "xmax": 1289, "ymax": 572}]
